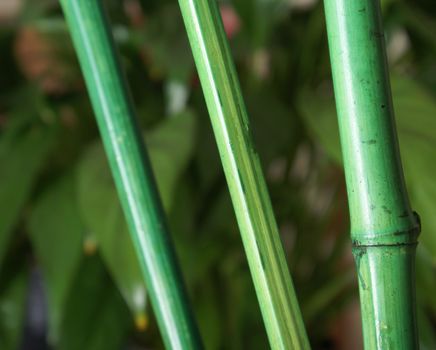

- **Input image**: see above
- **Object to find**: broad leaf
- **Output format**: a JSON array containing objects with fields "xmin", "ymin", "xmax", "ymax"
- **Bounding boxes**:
[
  {"xmin": 0, "ymin": 123, "xmax": 55, "ymax": 266},
  {"xmin": 300, "ymin": 76, "xmax": 436, "ymax": 258},
  {"xmin": 59, "ymin": 255, "xmax": 131, "ymax": 350},
  {"xmin": 301, "ymin": 271, "xmax": 354, "ymax": 324},
  {"xmin": 247, "ymin": 87, "xmax": 297, "ymax": 166},
  {"xmin": 0, "ymin": 267, "xmax": 28, "ymax": 350},
  {"xmin": 194, "ymin": 280, "xmax": 222, "ymax": 350},
  {"xmin": 232, "ymin": 0, "xmax": 288, "ymax": 49},
  {"xmin": 76, "ymin": 111, "xmax": 196, "ymax": 320},
  {"xmin": 28, "ymin": 175, "xmax": 83, "ymax": 343},
  {"xmin": 137, "ymin": 4, "xmax": 194, "ymax": 82},
  {"xmin": 416, "ymin": 247, "xmax": 436, "ymax": 349},
  {"xmin": 145, "ymin": 111, "xmax": 197, "ymax": 209}
]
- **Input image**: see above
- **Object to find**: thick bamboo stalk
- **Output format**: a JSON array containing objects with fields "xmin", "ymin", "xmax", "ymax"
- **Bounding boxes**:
[
  {"xmin": 60, "ymin": 1, "xmax": 202, "ymax": 349},
  {"xmin": 323, "ymin": 0, "xmax": 420, "ymax": 348},
  {"xmin": 178, "ymin": 1, "xmax": 310, "ymax": 349}
]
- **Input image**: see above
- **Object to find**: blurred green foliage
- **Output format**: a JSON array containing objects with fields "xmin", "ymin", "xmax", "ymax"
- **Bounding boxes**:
[{"xmin": 0, "ymin": 0, "xmax": 435, "ymax": 349}]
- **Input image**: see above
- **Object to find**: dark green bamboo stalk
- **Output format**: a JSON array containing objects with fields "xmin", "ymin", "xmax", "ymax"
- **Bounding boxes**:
[
  {"xmin": 178, "ymin": 1, "xmax": 309, "ymax": 349},
  {"xmin": 323, "ymin": 0, "xmax": 420, "ymax": 348},
  {"xmin": 60, "ymin": 1, "xmax": 202, "ymax": 349}
]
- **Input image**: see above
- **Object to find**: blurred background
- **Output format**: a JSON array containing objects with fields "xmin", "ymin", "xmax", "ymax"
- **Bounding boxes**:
[{"xmin": 0, "ymin": 0, "xmax": 435, "ymax": 349}]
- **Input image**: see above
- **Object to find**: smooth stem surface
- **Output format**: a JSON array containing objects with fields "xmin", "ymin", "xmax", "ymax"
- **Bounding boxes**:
[
  {"xmin": 323, "ymin": 0, "xmax": 420, "ymax": 348},
  {"xmin": 60, "ymin": 1, "xmax": 202, "ymax": 349},
  {"xmin": 178, "ymin": 1, "xmax": 310, "ymax": 349}
]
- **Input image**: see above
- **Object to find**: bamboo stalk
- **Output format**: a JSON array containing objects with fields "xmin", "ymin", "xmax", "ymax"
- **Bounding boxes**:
[
  {"xmin": 178, "ymin": 1, "xmax": 310, "ymax": 349},
  {"xmin": 323, "ymin": 0, "xmax": 420, "ymax": 348},
  {"xmin": 60, "ymin": 1, "xmax": 202, "ymax": 349}
]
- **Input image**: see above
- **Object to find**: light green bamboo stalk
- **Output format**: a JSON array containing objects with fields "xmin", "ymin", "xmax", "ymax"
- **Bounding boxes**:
[
  {"xmin": 60, "ymin": 1, "xmax": 202, "ymax": 349},
  {"xmin": 178, "ymin": 1, "xmax": 310, "ymax": 349},
  {"xmin": 323, "ymin": 0, "xmax": 420, "ymax": 348}
]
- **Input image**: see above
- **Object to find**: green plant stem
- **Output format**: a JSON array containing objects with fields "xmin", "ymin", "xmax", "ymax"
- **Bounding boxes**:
[
  {"xmin": 323, "ymin": 0, "xmax": 420, "ymax": 348},
  {"xmin": 60, "ymin": 1, "xmax": 202, "ymax": 349},
  {"xmin": 178, "ymin": 1, "xmax": 309, "ymax": 349}
]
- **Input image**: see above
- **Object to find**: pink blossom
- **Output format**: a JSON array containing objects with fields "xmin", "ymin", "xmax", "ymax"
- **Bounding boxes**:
[{"xmin": 220, "ymin": 5, "xmax": 241, "ymax": 39}]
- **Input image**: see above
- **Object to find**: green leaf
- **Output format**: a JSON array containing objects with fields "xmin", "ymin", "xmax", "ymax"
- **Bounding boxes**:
[
  {"xmin": 76, "ymin": 111, "xmax": 196, "ymax": 320},
  {"xmin": 17, "ymin": 0, "xmax": 55, "ymax": 22},
  {"xmin": 194, "ymin": 107, "xmax": 222, "ymax": 192},
  {"xmin": 59, "ymin": 255, "xmax": 132, "ymax": 350},
  {"xmin": 416, "ymin": 246, "xmax": 436, "ymax": 315},
  {"xmin": 298, "ymin": 88, "xmax": 342, "ymax": 163},
  {"xmin": 137, "ymin": 4, "xmax": 194, "ymax": 82},
  {"xmin": 232, "ymin": 0, "xmax": 288, "ymax": 49},
  {"xmin": 247, "ymin": 87, "xmax": 297, "ymax": 165},
  {"xmin": 299, "ymin": 76, "xmax": 436, "ymax": 258},
  {"xmin": 0, "ymin": 123, "xmax": 55, "ymax": 266},
  {"xmin": 77, "ymin": 142, "xmax": 146, "ymax": 321},
  {"xmin": 416, "ymin": 246, "xmax": 436, "ymax": 348},
  {"xmin": 418, "ymin": 308, "xmax": 436, "ymax": 350},
  {"xmin": 194, "ymin": 280, "xmax": 222, "ymax": 350},
  {"xmin": 28, "ymin": 175, "xmax": 84, "ymax": 343},
  {"xmin": 146, "ymin": 111, "xmax": 197, "ymax": 209},
  {"xmin": 168, "ymin": 182, "xmax": 214, "ymax": 287},
  {"xmin": 301, "ymin": 271, "xmax": 354, "ymax": 324},
  {"xmin": 392, "ymin": 78, "xmax": 436, "ymax": 256},
  {"xmin": 0, "ymin": 268, "xmax": 28, "ymax": 350}
]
